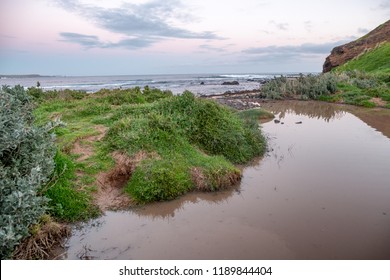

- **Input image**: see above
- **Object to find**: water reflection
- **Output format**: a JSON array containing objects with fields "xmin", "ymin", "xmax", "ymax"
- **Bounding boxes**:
[
  {"xmin": 347, "ymin": 107, "xmax": 390, "ymax": 139},
  {"xmin": 261, "ymin": 100, "xmax": 390, "ymax": 139},
  {"xmin": 132, "ymin": 187, "xmax": 240, "ymax": 219},
  {"xmin": 261, "ymin": 100, "xmax": 346, "ymax": 122},
  {"xmin": 64, "ymin": 101, "xmax": 390, "ymax": 260}
]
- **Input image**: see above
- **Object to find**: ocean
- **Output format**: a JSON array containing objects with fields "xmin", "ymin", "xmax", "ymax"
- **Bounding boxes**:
[{"xmin": 0, "ymin": 73, "xmax": 298, "ymax": 96}]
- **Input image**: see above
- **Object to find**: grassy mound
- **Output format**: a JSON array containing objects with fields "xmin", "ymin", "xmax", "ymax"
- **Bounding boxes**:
[
  {"xmin": 31, "ymin": 87, "xmax": 266, "ymax": 206},
  {"xmin": 104, "ymin": 91, "xmax": 265, "ymax": 202}
]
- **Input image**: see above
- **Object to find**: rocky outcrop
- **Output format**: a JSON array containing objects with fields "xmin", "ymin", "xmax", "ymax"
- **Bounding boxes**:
[
  {"xmin": 323, "ymin": 20, "xmax": 390, "ymax": 72},
  {"xmin": 222, "ymin": 81, "xmax": 239, "ymax": 85}
]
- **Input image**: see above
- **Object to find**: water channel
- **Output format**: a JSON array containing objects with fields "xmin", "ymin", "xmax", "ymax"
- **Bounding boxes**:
[{"xmin": 64, "ymin": 101, "xmax": 390, "ymax": 260}]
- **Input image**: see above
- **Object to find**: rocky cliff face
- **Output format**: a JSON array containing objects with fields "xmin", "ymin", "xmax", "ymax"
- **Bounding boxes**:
[{"xmin": 323, "ymin": 20, "xmax": 390, "ymax": 73}]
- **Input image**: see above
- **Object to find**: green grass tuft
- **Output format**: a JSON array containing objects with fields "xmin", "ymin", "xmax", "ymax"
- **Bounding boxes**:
[
  {"xmin": 236, "ymin": 108, "xmax": 275, "ymax": 121},
  {"xmin": 42, "ymin": 152, "xmax": 99, "ymax": 222},
  {"xmin": 126, "ymin": 158, "xmax": 193, "ymax": 202}
]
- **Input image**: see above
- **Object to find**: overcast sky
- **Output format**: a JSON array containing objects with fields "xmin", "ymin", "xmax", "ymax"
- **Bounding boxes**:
[{"xmin": 0, "ymin": 0, "xmax": 389, "ymax": 75}]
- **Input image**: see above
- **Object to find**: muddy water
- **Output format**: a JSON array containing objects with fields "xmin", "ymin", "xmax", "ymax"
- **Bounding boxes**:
[{"xmin": 64, "ymin": 101, "xmax": 390, "ymax": 260}]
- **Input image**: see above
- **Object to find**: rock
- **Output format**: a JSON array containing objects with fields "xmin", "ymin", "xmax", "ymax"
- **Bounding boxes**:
[
  {"xmin": 274, "ymin": 119, "xmax": 280, "ymax": 123},
  {"xmin": 323, "ymin": 20, "xmax": 390, "ymax": 72},
  {"xmin": 222, "ymin": 81, "xmax": 239, "ymax": 85},
  {"xmin": 259, "ymin": 80, "xmax": 268, "ymax": 85},
  {"xmin": 200, "ymin": 81, "xmax": 205, "ymax": 85},
  {"xmin": 249, "ymin": 101, "xmax": 261, "ymax": 107},
  {"xmin": 295, "ymin": 121, "xmax": 302, "ymax": 124}
]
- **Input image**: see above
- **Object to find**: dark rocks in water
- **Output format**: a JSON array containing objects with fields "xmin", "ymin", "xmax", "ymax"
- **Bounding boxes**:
[
  {"xmin": 295, "ymin": 121, "xmax": 302, "ymax": 124},
  {"xmin": 222, "ymin": 81, "xmax": 239, "ymax": 85},
  {"xmin": 247, "ymin": 78, "xmax": 269, "ymax": 84},
  {"xmin": 259, "ymin": 80, "xmax": 268, "ymax": 85},
  {"xmin": 200, "ymin": 81, "xmax": 205, "ymax": 85},
  {"xmin": 274, "ymin": 119, "xmax": 280, "ymax": 123}
]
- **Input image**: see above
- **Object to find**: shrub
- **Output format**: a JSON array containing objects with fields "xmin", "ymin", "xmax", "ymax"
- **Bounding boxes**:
[
  {"xmin": 352, "ymin": 78, "xmax": 377, "ymax": 89},
  {"xmin": 0, "ymin": 86, "xmax": 56, "ymax": 259},
  {"xmin": 95, "ymin": 88, "xmax": 142, "ymax": 105},
  {"xmin": 27, "ymin": 86, "xmax": 45, "ymax": 100},
  {"xmin": 261, "ymin": 73, "xmax": 338, "ymax": 100},
  {"xmin": 27, "ymin": 88, "xmax": 87, "ymax": 102},
  {"xmin": 157, "ymin": 92, "xmax": 266, "ymax": 163},
  {"xmin": 142, "ymin": 86, "xmax": 173, "ymax": 102},
  {"xmin": 236, "ymin": 108, "xmax": 275, "ymax": 120},
  {"xmin": 126, "ymin": 158, "xmax": 192, "ymax": 202}
]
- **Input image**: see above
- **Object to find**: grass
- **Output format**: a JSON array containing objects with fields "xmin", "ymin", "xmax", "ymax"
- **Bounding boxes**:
[
  {"xmin": 260, "ymin": 72, "xmax": 390, "ymax": 108},
  {"xmin": 12, "ymin": 215, "xmax": 69, "ymax": 259},
  {"xmin": 103, "ymin": 91, "xmax": 265, "ymax": 202},
  {"xmin": 31, "ymin": 87, "xmax": 267, "ymax": 207},
  {"xmin": 259, "ymin": 40, "xmax": 390, "ymax": 108},
  {"xmin": 236, "ymin": 108, "xmax": 275, "ymax": 121},
  {"xmin": 42, "ymin": 152, "xmax": 100, "ymax": 222},
  {"xmin": 332, "ymin": 43, "xmax": 390, "ymax": 107},
  {"xmin": 335, "ymin": 43, "xmax": 390, "ymax": 74}
]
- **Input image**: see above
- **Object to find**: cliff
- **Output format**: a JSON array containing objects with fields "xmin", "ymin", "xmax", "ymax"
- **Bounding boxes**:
[{"xmin": 323, "ymin": 20, "xmax": 390, "ymax": 73}]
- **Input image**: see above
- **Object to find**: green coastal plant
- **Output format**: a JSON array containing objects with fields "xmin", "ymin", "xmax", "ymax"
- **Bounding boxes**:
[
  {"xmin": 236, "ymin": 108, "xmax": 275, "ymax": 121},
  {"xmin": 261, "ymin": 73, "xmax": 338, "ymax": 100},
  {"xmin": 260, "ymin": 71, "xmax": 390, "ymax": 108},
  {"xmin": 0, "ymin": 86, "xmax": 56, "ymax": 259},
  {"xmin": 42, "ymin": 152, "xmax": 99, "ymax": 222},
  {"xmin": 104, "ymin": 91, "xmax": 264, "ymax": 202}
]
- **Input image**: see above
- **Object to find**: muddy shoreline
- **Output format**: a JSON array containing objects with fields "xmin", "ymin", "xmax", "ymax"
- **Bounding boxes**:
[{"xmin": 204, "ymin": 89, "xmax": 390, "ymax": 111}]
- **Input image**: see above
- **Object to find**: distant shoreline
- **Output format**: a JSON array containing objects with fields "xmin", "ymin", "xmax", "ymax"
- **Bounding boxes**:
[{"xmin": 1, "ymin": 74, "xmax": 47, "ymax": 78}]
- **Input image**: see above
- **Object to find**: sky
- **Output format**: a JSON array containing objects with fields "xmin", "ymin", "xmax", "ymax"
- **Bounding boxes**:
[{"xmin": 0, "ymin": 0, "xmax": 389, "ymax": 75}]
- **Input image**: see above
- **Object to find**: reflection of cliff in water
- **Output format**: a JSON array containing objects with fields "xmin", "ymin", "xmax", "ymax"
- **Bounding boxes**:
[
  {"xmin": 347, "ymin": 107, "xmax": 390, "ymax": 139},
  {"xmin": 132, "ymin": 186, "xmax": 240, "ymax": 219},
  {"xmin": 261, "ymin": 101, "xmax": 390, "ymax": 140},
  {"xmin": 261, "ymin": 100, "xmax": 345, "ymax": 122}
]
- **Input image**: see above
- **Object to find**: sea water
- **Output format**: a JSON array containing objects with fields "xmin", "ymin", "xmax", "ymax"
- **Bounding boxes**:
[{"xmin": 0, "ymin": 73, "xmax": 298, "ymax": 95}]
